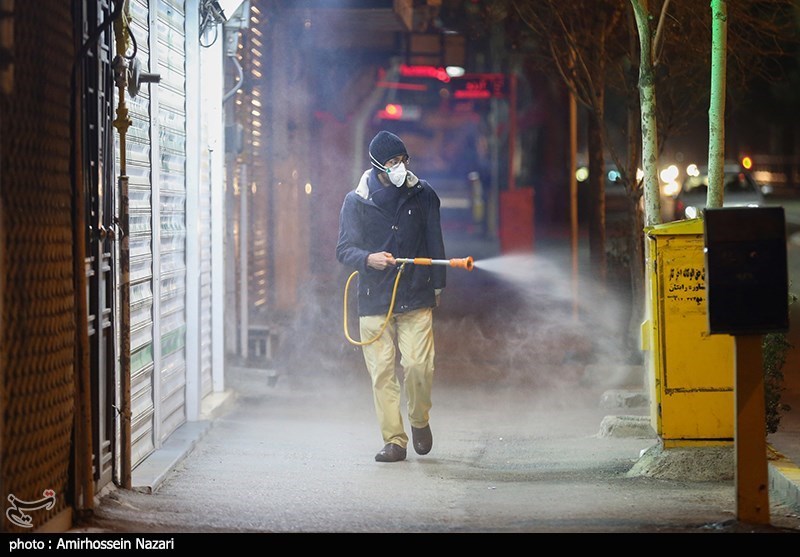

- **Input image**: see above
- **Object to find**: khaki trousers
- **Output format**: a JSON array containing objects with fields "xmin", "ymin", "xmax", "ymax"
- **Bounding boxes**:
[{"xmin": 359, "ymin": 307, "xmax": 435, "ymax": 448}]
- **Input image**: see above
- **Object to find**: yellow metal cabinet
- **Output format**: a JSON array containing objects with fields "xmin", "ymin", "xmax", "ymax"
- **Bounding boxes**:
[{"xmin": 642, "ymin": 219, "xmax": 734, "ymax": 447}]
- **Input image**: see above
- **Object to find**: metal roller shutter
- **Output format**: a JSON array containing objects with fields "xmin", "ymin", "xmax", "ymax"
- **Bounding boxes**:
[{"xmin": 123, "ymin": 0, "xmax": 188, "ymax": 469}]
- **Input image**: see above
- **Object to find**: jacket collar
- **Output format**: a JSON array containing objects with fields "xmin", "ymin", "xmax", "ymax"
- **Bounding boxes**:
[{"xmin": 355, "ymin": 168, "xmax": 420, "ymax": 200}]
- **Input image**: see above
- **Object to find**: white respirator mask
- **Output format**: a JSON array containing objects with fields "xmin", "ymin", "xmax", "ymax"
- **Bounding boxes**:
[{"xmin": 387, "ymin": 162, "xmax": 407, "ymax": 187}]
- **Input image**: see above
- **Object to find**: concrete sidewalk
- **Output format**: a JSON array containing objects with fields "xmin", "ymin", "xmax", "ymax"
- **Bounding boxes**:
[{"xmin": 75, "ymin": 362, "xmax": 800, "ymax": 534}]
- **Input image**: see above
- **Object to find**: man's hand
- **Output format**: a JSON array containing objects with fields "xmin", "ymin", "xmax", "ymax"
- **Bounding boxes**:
[{"xmin": 367, "ymin": 251, "xmax": 396, "ymax": 270}]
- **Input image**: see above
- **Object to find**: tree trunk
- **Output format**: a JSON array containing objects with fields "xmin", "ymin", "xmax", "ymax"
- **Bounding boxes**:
[
  {"xmin": 631, "ymin": 0, "xmax": 662, "ymax": 227},
  {"xmin": 586, "ymin": 23, "xmax": 608, "ymax": 287},
  {"xmin": 707, "ymin": 0, "xmax": 728, "ymax": 207},
  {"xmin": 628, "ymin": 0, "xmax": 660, "ymax": 363},
  {"xmin": 588, "ymin": 114, "xmax": 607, "ymax": 285},
  {"xmin": 622, "ymin": 5, "xmax": 645, "ymax": 357}
]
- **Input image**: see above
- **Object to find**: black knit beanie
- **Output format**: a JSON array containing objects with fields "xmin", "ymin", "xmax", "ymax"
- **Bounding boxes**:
[{"xmin": 369, "ymin": 131, "xmax": 407, "ymax": 170}]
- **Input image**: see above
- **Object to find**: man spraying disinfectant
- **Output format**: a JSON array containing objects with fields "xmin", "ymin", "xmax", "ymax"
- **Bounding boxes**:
[{"xmin": 336, "ymin": 130, "xmax": 449, "ymax": 463}]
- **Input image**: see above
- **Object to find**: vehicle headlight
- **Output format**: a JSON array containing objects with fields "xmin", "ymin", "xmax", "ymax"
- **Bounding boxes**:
[
  {"xmin": 661, "ymin": 180, "xmax": 680, "ymax": 197},
  {"xmin": 660, "ymin": 164, "xmax": 679, "ymax": 184}
]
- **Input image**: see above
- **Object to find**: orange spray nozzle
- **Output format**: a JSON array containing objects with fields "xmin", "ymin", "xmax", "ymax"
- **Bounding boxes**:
[
  {"xmin": 395, "ymin": 256, "xmax": 474, "ymax": 271},
  {"xmin": 449, "ymin": 256, "xmax": 474, "ymax": 271}
]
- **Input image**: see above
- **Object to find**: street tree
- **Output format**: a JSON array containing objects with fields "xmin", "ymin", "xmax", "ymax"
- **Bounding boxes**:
[
  {"xmin": 439, "ymin": 0, "xmax": 798, "ymax": 351},
  {"xmin": 511, "ymin": 0, "xmax": 626, "ymax": 286}
]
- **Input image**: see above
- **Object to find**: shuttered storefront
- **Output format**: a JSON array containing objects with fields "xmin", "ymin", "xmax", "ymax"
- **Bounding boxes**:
[
  {"xmin": 153, "ymin": 0, "xmax": 188, "ymax": 447},
  {"xmin": 197, "ymin": 83, "xmax": 214, "ymax": 398},
  {"xmin": 124, "ymin": 0, "xmax": 188, "ymax": 468}
]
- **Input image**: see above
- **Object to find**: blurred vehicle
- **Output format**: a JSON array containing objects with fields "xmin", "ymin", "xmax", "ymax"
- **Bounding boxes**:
[{"xmin": 672, "ymin": 162, "xmax": 766, "ymax": 220}]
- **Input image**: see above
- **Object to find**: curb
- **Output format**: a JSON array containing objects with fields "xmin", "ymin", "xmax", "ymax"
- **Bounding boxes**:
[{"xmin": 769, "ymin": 458, "xmax": 800, "ymax": 513}]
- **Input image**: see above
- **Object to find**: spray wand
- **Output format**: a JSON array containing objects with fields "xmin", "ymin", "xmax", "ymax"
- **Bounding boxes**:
[
  {"xmin": 393, "ymin": 256, "xmax": 474, "ymax": 271},
  {"xmin": 343, "ymin": 255, "xmax": 474, "ymax": 345}
]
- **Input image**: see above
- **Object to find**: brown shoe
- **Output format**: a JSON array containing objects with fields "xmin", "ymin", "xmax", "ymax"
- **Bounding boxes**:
[
  {"xmin": 375, "ymin": 443, "xmax": 407, "ymax": 462},
  {"xmin": 411, "ymin": 425, "xmax": 433, "ymax": 455}
]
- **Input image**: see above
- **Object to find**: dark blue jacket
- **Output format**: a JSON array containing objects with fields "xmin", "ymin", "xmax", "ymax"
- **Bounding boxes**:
[{"xmin": 336, "ymin": 168, "xmax": 446, "ymax": 317}]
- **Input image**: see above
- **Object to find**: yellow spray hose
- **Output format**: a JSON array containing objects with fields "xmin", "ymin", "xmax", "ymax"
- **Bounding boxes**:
[
  {"xmin": 342, "ymin": 256, "xmax": 472, "ymax": 346},
  {"xmin": 343, "ymin": 263, "xmax": 406, "ymax": 346}
]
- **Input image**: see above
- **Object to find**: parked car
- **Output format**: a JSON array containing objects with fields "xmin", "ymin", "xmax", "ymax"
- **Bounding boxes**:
[{"xmin": 672, "ymin": 163, "xmax": 766, "ymax": 220}]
